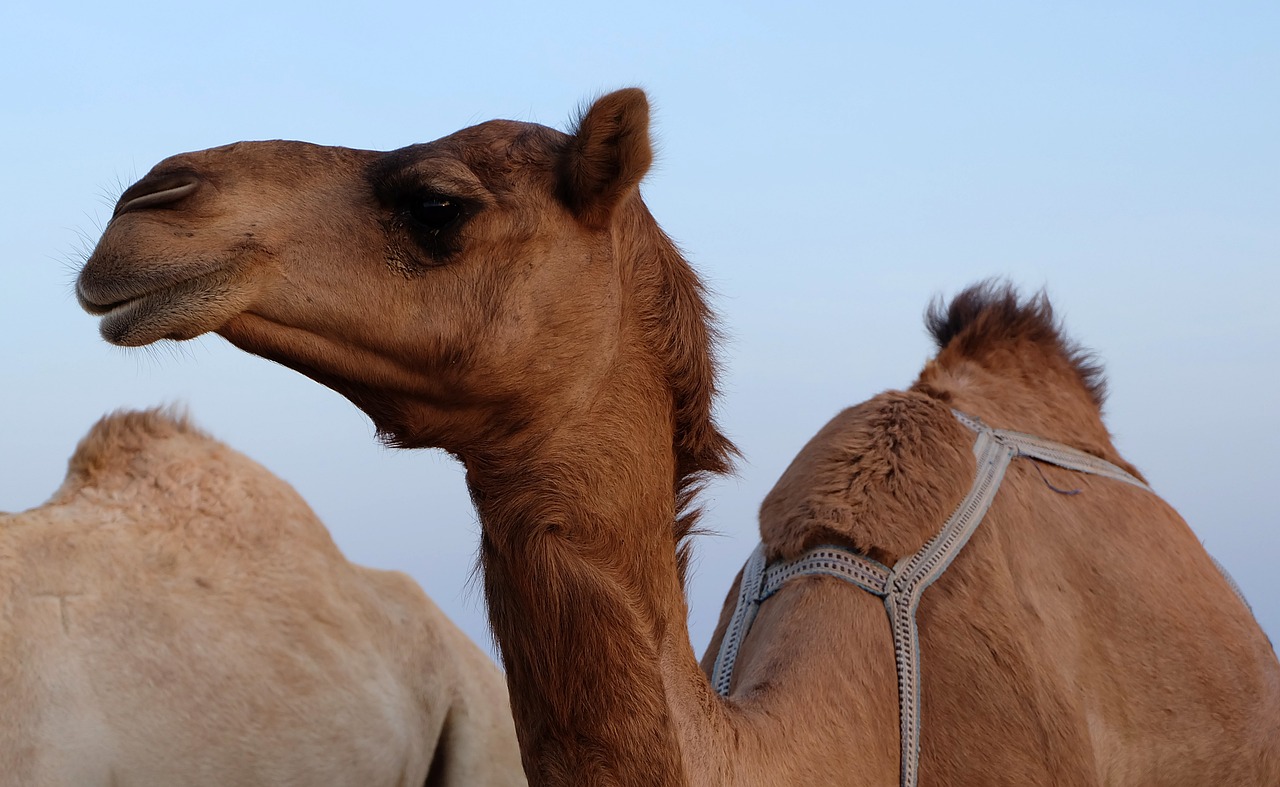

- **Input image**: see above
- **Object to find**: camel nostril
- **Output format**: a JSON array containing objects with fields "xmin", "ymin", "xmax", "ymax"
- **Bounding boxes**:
[{"xmin": 113, "ymin": 175, "xmax": 201, "ymax": 218}]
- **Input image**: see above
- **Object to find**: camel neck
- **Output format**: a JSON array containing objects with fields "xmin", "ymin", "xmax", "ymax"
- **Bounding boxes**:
[{"xmin": 465, "ymin": 385, "xmax": 704, "ymax": 786}]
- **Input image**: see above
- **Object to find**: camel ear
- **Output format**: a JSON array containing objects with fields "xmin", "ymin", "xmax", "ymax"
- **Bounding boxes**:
[{"xmin": 557, "ymin": 88, "xmax": 653, "ymax": 227}]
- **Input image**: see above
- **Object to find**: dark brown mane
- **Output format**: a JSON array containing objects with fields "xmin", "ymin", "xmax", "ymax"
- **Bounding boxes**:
[
  {"xmin": 623, "ymin": 202, "xmax": 738, "ymax": 564},
  {"xmin": 925, "ymin": 280, "xmax": 1108, "ymax": 407}
]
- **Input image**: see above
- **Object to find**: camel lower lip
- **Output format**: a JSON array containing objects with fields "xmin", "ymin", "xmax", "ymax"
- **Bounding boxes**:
[
  {"xmin": 98, "ymin": 293, "xmax": 162, "ymax": 344},
  {"xmin": 90, "ymin": 271, "xmax": 238, "ymax": 347}
]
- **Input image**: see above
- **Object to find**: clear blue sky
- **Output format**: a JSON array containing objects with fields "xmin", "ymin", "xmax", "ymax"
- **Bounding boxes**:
[{"xmin": 2, "ymin": 1, "xmax": 1276, "ymax": 654}]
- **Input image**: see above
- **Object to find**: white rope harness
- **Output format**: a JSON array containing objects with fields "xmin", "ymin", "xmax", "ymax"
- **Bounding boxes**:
[{"xmin": 709, "ymin": 410, "xmax": 1155, "ymax": 787}]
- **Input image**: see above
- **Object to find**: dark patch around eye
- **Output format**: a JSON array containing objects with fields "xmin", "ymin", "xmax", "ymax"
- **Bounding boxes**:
[
  {"xmin": 367, "ymin": 154, "xmax": 475, "ymax": 266},
  {"xmin": 389, "ymin": 192, "xmax": 470, "ymax": 264}
]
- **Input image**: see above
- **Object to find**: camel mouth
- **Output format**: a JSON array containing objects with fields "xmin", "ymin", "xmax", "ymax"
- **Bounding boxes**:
[
  {"xmin": 78, "ymin": 287, "xmax": 132, "ymax": 317},
  {"xmin": 78, "ymin": 269, "xmax": 243, "ymax": 347}
]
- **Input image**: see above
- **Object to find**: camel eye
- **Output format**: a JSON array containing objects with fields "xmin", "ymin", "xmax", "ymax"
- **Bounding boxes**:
[{"xmin": 406, "ymin": 197, "xmax": 461, "ymax": 232}]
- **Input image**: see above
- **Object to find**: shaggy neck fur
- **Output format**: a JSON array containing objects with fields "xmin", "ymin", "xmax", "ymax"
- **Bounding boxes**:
[{"xmin": 465, "ymin": 203, "xmax": 732, "ymax": 785}]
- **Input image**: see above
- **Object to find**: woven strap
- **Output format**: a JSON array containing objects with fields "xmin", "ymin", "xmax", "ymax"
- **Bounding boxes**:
[
  {"xmin": 710, "ymin": 410, "xmax": 1151, "ymax": 787},
  {"xmin": 710, "ymin": 543, "xmax": 768, "ymax": 696},
  {"xmin": 951, "ymin": 411, "xmax": 1150, "ymax": 492}
]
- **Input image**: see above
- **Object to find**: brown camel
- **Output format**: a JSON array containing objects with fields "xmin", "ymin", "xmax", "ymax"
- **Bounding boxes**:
[
  {"xmin": 77, "ymin": 89, "xmax": 1280, "ymax": 785},
  {"xmin": 1, "ymin": 408, "xmax": 526, "ymax": 787}
]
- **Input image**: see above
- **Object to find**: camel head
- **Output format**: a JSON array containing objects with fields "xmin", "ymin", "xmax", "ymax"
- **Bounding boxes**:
[{"xmin": 77, "ymin": 90, "xmax": 692, "ymax": 453}]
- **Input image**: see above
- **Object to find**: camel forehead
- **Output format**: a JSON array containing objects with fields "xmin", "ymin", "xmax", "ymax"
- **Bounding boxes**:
[
  {"xmin": 432, "ymin": 118, "xmax": 567, "ymax": 158},
  {"xmin": 375, "ymin": 120, "xmax": 566, "ymax": 187}
]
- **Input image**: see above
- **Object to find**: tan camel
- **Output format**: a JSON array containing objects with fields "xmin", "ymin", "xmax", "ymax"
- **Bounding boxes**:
[
  {"xmin": 77, "ymin": 90, "xmax": 1280, "ymax": 785},
  {"xmin": 0, "ymin": 408, "xmax": 526, "ymax": 787}
]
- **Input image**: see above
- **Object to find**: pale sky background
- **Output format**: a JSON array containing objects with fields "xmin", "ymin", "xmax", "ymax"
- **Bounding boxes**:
[{"xmin": 2, "ymin": 2, "xmax": 1276, "ymax": 661}]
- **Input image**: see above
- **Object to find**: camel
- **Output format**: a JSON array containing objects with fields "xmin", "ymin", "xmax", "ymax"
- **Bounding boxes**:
[
  {"xmin": 0, "ymin": 408, "xmax": 526, "ymax": 787},
  {"xmin": 76, "ymin": 89, "xmax": 1280, "ymax": 785}
]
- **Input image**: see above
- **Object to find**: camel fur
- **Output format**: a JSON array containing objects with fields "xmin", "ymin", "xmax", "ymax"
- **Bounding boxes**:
[
  {"xmin": 0, "ymin": 408, "xmax": 525, "ymax": 786},
  {"xmin": 76, "ymin": 90, "xmax": 1280, "ymax": 786}
]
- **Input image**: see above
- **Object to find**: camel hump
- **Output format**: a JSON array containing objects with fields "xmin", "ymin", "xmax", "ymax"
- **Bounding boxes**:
[
  {"xmin": 63, "ymin": 405, "xmax": 205, "ymax": 483},
  {"xmin": 759, "ymin": 391, "xmax": 976, "ymax": 563},
  {"xmin": 47, "ymin": 406, "xmax": 337, "ymax": 551},
  {"xmin": 557, "ymin": 88, "xmax": 653, "ymax": 227},
  {"xmin": 925, "ymin": 279, "xmax": 1108, "ymax": 408}
]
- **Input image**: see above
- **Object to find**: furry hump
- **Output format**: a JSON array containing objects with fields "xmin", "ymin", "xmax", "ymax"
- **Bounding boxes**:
[
  {"xmin": 64, "ymin": 406, "xmax": 204, "ymax": 482},
  {"xmin": 925, "ymin": 280, "xmax": 1109, "ymax": 407}
]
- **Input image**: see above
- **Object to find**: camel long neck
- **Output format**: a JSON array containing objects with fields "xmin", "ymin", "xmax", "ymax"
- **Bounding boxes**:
[{"xmin": 466, "ymin": 367, "xmax": 708, "ymax": 786}]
